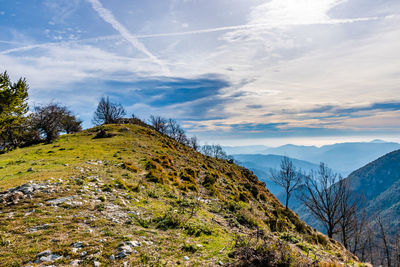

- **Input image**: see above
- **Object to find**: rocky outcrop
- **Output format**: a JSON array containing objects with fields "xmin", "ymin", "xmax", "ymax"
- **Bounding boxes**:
[{"xmin": 0, "ymin": 183, "xmax": 56, "ymax": 205}]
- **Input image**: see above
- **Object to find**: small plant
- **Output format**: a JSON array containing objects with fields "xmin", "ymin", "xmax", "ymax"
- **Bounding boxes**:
[
  {"xmin": 130, "ymin": 214, "xmax": 151, "ymax": 228},
  {"xmin": 146, "ymin": 170, "xmax": 165, "ymax": 184},
  {"xmin": 122, "ymin": 161, "xmax": 141, "ymax": 173},
  {"xmin": 93, "ymin": 127, "xmax": 114, "ymax": 139},
  {"xmin": 101, "ymin": 184, "xmax": 113, "ymax": 192},
  {"xmin": 153, "ymin": 154, "xmax": 175, "ymax": 170},
  {"xmin": 147, "ymin": 188, "xmax": 159, "ymax": 198},
  {"xmin": 182, "ymin": 243, "xmax": 198, "ymax": 253},
  {"xmin": 279, "ymin": 232, "xmax": 300, "ymax": 244},
  {"xmin": 236, "ymin": 211, "xmax": 258, "ymax": 229},
  {"xmin": 317, "ymin": 233, "xmax": 328, "ymax": 246},
  {"xmin": 184, "ymin": 223, "xmax": 213, "ymax": 237},
  {"xmin": 202, "ymin": 172, "xmax": 219, "ymax": 194},
  {"xmin": 113, "ymin": 178, "xmax": 139, "ymax": 192},
  {"xmin": 96, "ymin": 203, "xmax": 105, "ymax": 211},
  {"xmin": 154, "ymin": 209, "xmax": 183, "ymax": 230}
]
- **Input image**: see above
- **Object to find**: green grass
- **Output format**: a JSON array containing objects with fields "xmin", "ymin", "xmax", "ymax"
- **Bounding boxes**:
[{"xmin": 0, "ymin": 123, "xmax": 362, "ymax": 266}]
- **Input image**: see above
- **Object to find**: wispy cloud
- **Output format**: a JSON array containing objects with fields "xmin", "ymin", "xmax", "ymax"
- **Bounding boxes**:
[
  {"xmin": 119, "ymin": 16, "xmax": 386, "ymax": 39},
  {"xmin": 86, "ymin": 0, "xmax": 166, "ymax": 71}
]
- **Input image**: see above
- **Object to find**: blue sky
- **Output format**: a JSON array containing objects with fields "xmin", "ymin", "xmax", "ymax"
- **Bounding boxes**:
[{"xmin": 1, "ymin": 0, "xmax": 400, "ymax": 146}]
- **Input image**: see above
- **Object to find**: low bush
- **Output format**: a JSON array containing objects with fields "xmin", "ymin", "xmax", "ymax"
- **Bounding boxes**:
[
  {"xmin": 184, "ymin": 222, "xmax": 213, "ymax": 237},
  {"xmin": 154, "ymin": 209, "xmax": 183, "ymax": 230}
]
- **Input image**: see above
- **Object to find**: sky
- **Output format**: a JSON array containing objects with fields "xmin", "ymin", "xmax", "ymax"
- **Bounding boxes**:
[{"xmin": 1, "ymin": 0, "xmax": 400, "ymax": 146}]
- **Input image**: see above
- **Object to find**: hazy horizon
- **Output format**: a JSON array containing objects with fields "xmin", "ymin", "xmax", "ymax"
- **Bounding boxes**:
[{"xmin": 213, "ymin": 135, "xmax": 400, "ymax": 148}]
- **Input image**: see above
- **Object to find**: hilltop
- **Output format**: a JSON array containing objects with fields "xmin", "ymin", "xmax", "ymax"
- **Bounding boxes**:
[{"xmin": 0, "ymin": 123, "xmax": 361, "ymax": 266}]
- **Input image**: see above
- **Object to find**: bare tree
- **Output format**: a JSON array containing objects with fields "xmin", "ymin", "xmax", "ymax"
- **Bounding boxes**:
[
  {"xmin": 336, "ymin": 179, "xmax": 357, "ymax": 249},
  {"xmin": 200, "ymin": 144, "xmax": 228, "ymax": 159},
  {"xmin": 300, "ymin": 163, "xmax": 345, "ymax": 238},
  {"xmin": 93, "ymin": 96, "xmax": 126, "ymax": 125},
  {"xmin": 149, "ymin": 115, "xmax": 168, "ymax": 134},
  {"xmin": 188, "ymin": 136, "xmax": 199, "ymax": 151},
  {"xmin": 175, "ymin": 127, "xmax": 188, "ymax": 144},
  {"xmin": 166, "ymin": 118, "xmax": 179, "ymax": 138},
  {"xmin": 164, "ymin": 118, "xmax": 188, "ymax": 144},
  {"xmin": 211, "ymin": 144, "xmax": 227, "ymax": 159},
  {"xmin": 201, "ymin": 144, "xmax": 213, "ymax": 156},
  {"xmin": 350, "ymin": 209, "xmax": 367, "ymax": 255},
  {"xmin": 31, "ymin": 103, "xmax": 74, "ymax": 143},
  {"xmin": 394, "ymin": 232, "xmax": 400, "ymax": 267},
  {"xmin": 377, "ymin": 216, "xmax": 392, "ymax": 267},
  {"xmin": 270, "ymin": 156, "xmax": 302, "ymax": 209}
]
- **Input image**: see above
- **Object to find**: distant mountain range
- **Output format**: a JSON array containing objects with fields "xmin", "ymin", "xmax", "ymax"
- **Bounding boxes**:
[
  {"xmin": 232, "ymin": 154, "xmax": 321, "ymax": 195},
  {"xmin": 222, "ymin": 145, "xmax": 270, "ymax": 155},
  {"xmin": 345, "ymin": 149, "xmax": 400, "ymax": 234},
  {"xmin": 225, "ymin": 140, "xmax": 400, "ymax": 176},
  {"xmin": 231, "ymin": 141, "xmax": 400, "ymax": 237}
]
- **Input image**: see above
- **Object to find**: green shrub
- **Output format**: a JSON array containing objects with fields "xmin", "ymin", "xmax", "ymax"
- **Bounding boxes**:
[
  {"xmin": 182, "ymin": 244, "xmax": 198, "ymax": 253},
  {"xmin": 184, "ymin": 223, "xmax": 213, "ymax": 237},
  {"xmin": 238, "ymin": 191, "xmax": 251, "ymax": 202},
  {"xmin": 146, "ymin": 170, "xmax": 165, "ymax": 184},
  {"xmin": 244, "ymin": 183, "xmax": 259, "ymax": 199},
  {"xmin": 317, "ymin": 233, "xmax": 328, "ymax": 246},
  {"xmin": 154, "ymin": 209, "xmax": 183, "ymax": 230},
  {"xmin": 153, "ymin": 154, "xmax": 175, "ymax": 170},
  {"xmin": 122, "ymin": 161, "xmax": 141, "ymax": 173},
  {"xmin": 179, "ymin": 170, "xmax": 199, "ymax": 191},
  {"xmin": 130, "ymin": 214, "xmax": 151, "ymax": 228},
  {"xmin": 236, "ymin": 210, "xmax": 258, "ymax": 228},
  {"xmin": 113, "ymin": 178, "xmax": 139, "ymax": 192}
]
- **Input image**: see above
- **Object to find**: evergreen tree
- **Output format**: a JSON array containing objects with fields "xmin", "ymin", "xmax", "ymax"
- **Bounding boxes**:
[{"xmin": 0, "ymin": 71, "xmax": 29, "ymax": 150}]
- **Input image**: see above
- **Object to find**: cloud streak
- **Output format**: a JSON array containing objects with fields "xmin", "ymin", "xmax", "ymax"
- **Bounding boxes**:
[
  {"xmin": 129, "ymin": 16, "xmax": 386, "ymax": 39},
  {"xmin": 86, "ymin": 0, "xmax": 166, "ymax": 70}
]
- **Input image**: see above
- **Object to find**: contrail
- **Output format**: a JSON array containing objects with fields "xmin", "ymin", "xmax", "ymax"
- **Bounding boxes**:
[
  {"xmin": 132, "ymin": 16, "xmax": 382, "ymax": 39},
  {"xmin": 86, "ymin": 0, "xmax": 165, "ymax": 69},
  {"xmin": 0, "ymin": 14, "xmax": 393, "ymax": 55}
]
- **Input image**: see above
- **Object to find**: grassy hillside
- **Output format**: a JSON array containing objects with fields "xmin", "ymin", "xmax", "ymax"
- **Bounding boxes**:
[{"xmin": 0, "ymin": 123, "xmax": 361, "ymax": 266}]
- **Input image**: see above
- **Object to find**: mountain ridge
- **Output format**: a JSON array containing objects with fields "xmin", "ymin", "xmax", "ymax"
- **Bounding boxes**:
[{"xmin": 227, "ymin": 141, "xmax": 400, "ymax": 176}]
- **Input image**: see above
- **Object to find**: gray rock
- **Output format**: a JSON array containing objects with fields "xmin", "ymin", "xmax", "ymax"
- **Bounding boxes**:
[
  {"xmin": 65, "ymin": 201, "xmax": 83, "ymax": 207},
  {"xmin": 94, "ymin": 261, "xmax": 101, "ymax": 267},
  {"xmin": 27, "ymin": 224, "xmax": 50, "ymax": 232},
  {"xmin": 36, "ymin": 250, "xmax": 52, "ymax": 258},
  {"xmin": 183, "ymin": 256, "xmax": 190, "ymax": 261},
  {"xmin": 72, "ymin": 241, "xmax": 84, "ymax": 248},
  {"xmin": 119, "ymin": 245, "xmax": 133, "ymax": 254},
  {"xmin": 116, "ymin": 251, "xmax": 130, "ymax": 259},
  {"xmin": 124, "ymin": 240, "xmax": 140, "ymax": 247},
  {"xmin": 36, "ymin": 253, "xmax": 62, "ymax": 263},
  {"xmin": 109, "ymin": 254, "xmax": 115, "ymax": 261},
  {"xmin": 47, "ymin": 196, "xmax": 74, "ymax": 205},
  {"xmin": 71, "ymin": 259, "xmax": 81, "ymax": 266}
]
